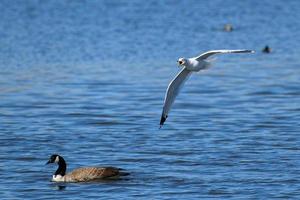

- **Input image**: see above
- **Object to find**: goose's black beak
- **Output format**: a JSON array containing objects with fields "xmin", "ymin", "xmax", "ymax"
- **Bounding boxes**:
[{"xmin": 46, "ymin": 160, "xmax": 51, "ymax": 165}]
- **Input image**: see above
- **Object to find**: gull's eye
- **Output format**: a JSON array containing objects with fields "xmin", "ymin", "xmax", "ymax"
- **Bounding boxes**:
[{"xmin": 178, "ymin": 61, "xmax": 183, "ymax": 65}]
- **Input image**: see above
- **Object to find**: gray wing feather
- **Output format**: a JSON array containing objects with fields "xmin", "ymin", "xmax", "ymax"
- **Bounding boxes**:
[
  {"xmin": 160, "ymin": 68, "xmax": 192, "ymax": 127},
  {"xmin": 195, "ymin": 49, "xmax": 254, "ymax": 61}
]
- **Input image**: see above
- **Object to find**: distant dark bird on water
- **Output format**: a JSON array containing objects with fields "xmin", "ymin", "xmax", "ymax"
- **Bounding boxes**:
[
  {"xmin": 160, "ymin": 49, "xmax": 255, "ymax": 128},
  {"xmin": 223, "ymin": 24, "xmax": 233, "ymax": 32},
  {"xmin": 262, "ymin": 45, "xmax": 271, "ymax": 53},
  {"xmin": 46, "ymin": 154, "xmax": 129, "ymax": 182}
]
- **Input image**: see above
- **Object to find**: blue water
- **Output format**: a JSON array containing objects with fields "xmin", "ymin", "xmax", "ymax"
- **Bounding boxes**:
[{"xmin": 1, "ymin": 0, "xmax": 300, "ymax": 199}]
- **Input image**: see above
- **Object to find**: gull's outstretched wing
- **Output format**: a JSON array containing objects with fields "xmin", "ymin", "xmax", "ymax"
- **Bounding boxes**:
[
  {"xmin": 160, "ymin": 68, "xmax": 192, "ymax": 128},
  {"xmin": 194, "ymin": 49, "xmax": 254, "ymax": 61}
]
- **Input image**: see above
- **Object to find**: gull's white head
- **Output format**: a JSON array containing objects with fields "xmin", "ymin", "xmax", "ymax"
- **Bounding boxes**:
[{"xmin": 177, "ymin": 58, "xmax": 187, "ymax": 66}]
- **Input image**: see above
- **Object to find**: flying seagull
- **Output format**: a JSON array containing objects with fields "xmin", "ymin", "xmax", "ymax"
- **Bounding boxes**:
[{"xmin": 160, "ymin": 49, "xmax": 254, "ymax": 128}]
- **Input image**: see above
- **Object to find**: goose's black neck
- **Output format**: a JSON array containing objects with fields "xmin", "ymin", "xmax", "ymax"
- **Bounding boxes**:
[{"xmin": 55, "ymin": 156, "xmax": 67, "ymax": 176}]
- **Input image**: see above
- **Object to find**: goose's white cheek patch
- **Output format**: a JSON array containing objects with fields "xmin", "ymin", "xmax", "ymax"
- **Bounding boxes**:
[{"xmin": 54, "ymin": 156, "xmax": 59, "ymax": 163}]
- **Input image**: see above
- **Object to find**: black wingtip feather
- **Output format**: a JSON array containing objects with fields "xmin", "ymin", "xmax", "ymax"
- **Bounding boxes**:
[{"xmin": 159, "ymin": 115, "xmax": 167, "ymax": 129}]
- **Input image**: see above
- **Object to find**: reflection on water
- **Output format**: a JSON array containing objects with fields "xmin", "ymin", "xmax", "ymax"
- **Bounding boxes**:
[{"xmin": 52, "ymin": 184, "xmax": 67, "ymax": 191}]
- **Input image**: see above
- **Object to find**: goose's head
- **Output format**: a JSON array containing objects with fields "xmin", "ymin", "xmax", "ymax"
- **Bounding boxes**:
[
  {"xmin": 177, "ymin": 58, "xmax": 187, "ymax": 66},
  {"xmin": 46, "ymin": 154, "xmax": 60, "ymax": 164}
]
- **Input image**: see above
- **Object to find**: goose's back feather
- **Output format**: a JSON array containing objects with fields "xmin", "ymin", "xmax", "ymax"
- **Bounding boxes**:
[{"xmin": 66, "ymin": 167, "xmax": 120, "ymax": 182}]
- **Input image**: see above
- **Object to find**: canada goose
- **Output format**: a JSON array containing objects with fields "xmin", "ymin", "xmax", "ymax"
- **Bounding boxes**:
[{"xmin": 46, "ymin": 154, "xmax": 129, "ymax": 182}]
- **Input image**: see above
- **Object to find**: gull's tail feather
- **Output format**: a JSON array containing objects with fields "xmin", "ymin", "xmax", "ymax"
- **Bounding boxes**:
[{"xmin": 159, "ymin": 115, "xmax": 167, "ymax": 129}]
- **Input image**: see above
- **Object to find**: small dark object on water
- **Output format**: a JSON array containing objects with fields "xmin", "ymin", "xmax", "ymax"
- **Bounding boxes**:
[
  {"xmin": 223, "ymin": 24, "xmax": 233, "ymax": 32},
  {"xmin": 262, "ymin": 45, "xmax": 271, "ymax": 53}
]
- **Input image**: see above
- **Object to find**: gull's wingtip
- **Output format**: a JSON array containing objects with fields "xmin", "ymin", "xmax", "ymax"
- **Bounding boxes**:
[
  {"xmin": 240, "ymin": 49, "xmax": 255, "ymax": 53},
  {"xmin": 159, "ymin": 115, "xmax": 167, "ymax": 129}
]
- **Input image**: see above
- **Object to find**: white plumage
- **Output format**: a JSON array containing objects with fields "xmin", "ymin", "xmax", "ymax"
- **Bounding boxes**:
[{"xmin": 160, "ymin": 49, "xmax": 254, "ymax": 128}]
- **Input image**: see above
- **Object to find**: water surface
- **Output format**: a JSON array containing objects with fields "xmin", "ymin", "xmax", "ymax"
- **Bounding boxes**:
[{"xmin": 1, "ymin": 0, "xmax": 300, "ymax": 199}]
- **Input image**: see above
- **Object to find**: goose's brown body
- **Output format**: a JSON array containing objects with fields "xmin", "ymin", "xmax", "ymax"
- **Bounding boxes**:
[{"xmin": 62, "ymin": 167, "xmax": 121, "ymax": 182}]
